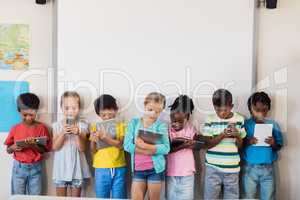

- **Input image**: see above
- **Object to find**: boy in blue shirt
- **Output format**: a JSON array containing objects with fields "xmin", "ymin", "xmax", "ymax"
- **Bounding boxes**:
[{"xmin": 243, "ymin": 91, "xmax": 283, "ymax": 200}]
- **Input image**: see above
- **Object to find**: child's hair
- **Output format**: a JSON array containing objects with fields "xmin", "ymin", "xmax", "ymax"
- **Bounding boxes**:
[
  {"xmin": 17, "ymin": 93, "xmax": 40, "ymax": 112},
  {"xmin": 169, "ymin": 95, "xmax": 194, "ymax": 119},
  {"xmin": 60, "ymin": 91, "xmax": 81, "ymax": 108},
  {"xmin": 247, "ymin": 91, "xmax": 271, "ymax": 112},
  {"xmin": 144, "ymin": 92, "xmax": 166, "ymax": 109},
  {"xmin": 212, "ymin": 89, "xmax": 233, "ymax": 107},
  {"xmin": 94, "ymin": 94, "xmax": 118, "ymax": 115}
]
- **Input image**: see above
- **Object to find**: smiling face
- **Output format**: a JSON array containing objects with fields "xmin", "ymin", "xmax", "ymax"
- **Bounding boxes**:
[
  {"xmin": 251, "ymin": 102, "xmax": 269, "ymax": 122},
  {"xmin": 144, "ymin": 101, "xmax": 164, "ymax": 121},
  {"xmin": 62, "ymin": 97, "xmax": 80, "ymax": 119},
  {"xmin": 20, "ymin": 109, "xmax": 37, "ymax": 125},
  {"xmin": 170, "ymin": 112, "xmax": 187, "ymax": 132}
]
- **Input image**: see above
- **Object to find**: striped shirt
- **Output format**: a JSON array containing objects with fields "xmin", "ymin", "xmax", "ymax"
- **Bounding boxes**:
[{"xmin": 203, "ymin": 112, "xmax": 246, "ymax": 173}]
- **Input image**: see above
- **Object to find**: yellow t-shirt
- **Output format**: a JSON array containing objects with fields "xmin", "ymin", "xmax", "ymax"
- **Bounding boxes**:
[{"xmin": 92, "ymin": 122, "xmax": 126, "ymax": 168}]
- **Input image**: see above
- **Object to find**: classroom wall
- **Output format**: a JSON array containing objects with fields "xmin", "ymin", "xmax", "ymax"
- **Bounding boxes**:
[
  {"xmin": 0, "ymin": 0, "xmax": 54, "ymax": 199},
  {"xmin": 0, "ymin": 0, "xmax": 300, "ymax": 199},
  {"xmin": 256, "ymin": 0, "xmax": 300, "ymax": 199}
]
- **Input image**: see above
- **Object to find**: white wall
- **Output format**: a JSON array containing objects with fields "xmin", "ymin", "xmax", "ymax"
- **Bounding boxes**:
[
  {"xmin": 256, "ymin": 0, "xmax": 300, "ymax": 199},
  {"xmin": 0, "ymin": 0, "xmax": 54, "ymax": 199}
]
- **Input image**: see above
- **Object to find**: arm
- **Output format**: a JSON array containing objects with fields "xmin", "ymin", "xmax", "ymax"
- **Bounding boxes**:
[
  {"xmin": 154, "ymin": 123, "xmax": 170, "ymax": 155},
  {"xmin": 75, "ymin": 132, "xmax": 87, "ymax": 152},
  {"xmin": 101, "ymin": 135, "xmax": 123, "ymax": 149},
  {"xmin": 123, "ymin": 119, "xmax": 137, "ymax": 154},
  {"xmin": 135, "ymin": 146, "xmax": 155, "ymax": 155},
  {"xmin": 170, "ymin": 140, "xmax": 196, "ymax": 153},
  {"xmin": 206, "ymin": 133, "xmax": 227, "ymax": 149},
  {"xmin": 6, "ymin": 144, "xmax": 22, "ymax": 154},
  {"xmin": 52, "ymin": 131, "xmax": 67, "ymax": 151}
]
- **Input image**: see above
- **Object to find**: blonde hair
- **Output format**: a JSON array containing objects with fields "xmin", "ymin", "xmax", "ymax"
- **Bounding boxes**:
[
  {"xmin": 60, "ymin": 91, "xmax": 81, "ymax": 108},
  {"xmin": 144, "ymin": 92, "xmax": 166, "ymax": 109}
]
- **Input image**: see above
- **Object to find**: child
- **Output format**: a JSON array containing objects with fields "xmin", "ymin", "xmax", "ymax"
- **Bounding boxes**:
[
  {"xmin": 166, "ymin": 95, "xmax": 197, "ymax": 200},
  {"xmin": 52, "ymin": 91, "xmax": 91, "ymax": 197},
  {"xmin": 203, "ymin": 89, "xmax": 246, "ymax": 199},
  {"xmin": 90, "ymin": 94, "xmax": 127, "ymax": 199},
  {"xmin": 243, "ymin": 92, "xmax": 283, "ymax": 200},
  {"xmin": 4, "ymin": 93, "xmax": 52, "ymax": 195},
  {"xmin": 124, "ymin": 92, "xmax": 170, "ymax": 200}
]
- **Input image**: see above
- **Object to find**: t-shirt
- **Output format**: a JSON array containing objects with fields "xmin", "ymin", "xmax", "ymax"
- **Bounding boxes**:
[
  {"xmin": 167, "ymin": 123, "xmax": 197, "ymax": 176},
  {"xmin": 243, "ymin": 117, "xmax": 283, "ymax": 164},
  {"xmin": 4, "ymin": 122, "xmax": 52, "ymax": 164},
  {"xmin": 92, "ymin": 122, "xmax": 126, "ymax": 168},
  {"xmin": 202, "ymin": 112, "xmax": 246, "ymax": 173},
  {"xmin": 52, "ymin": 120, "xmax": 91, "ymax": 181},
  {"xmin": 135, "ymin": 154, "xmax": 154, "ymax": 171}
]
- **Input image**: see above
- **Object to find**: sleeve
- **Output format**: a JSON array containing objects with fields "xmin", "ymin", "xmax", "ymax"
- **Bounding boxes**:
[
  {"xmin": 117, "ymin": 122, "xmax": 126, "ymax": 139},
  {"xmin": 273, "ymin": 121, "xmax": 283, "ymax": 147},
  {"xmin": 155, "ymin": 122, "xmax": 170, "ymax": 155},
  {"xmin": 40, "ymin": 124, "xmax": 52, "ymax": 152},
  {"xmin": 239, "ymin": 119, "xmax": 247, "ymax": 139},
  {"xmin": 202, "ymin": 116, "xmax": 213, "ymax": 136},
  {"xmin": 4, "ymin": 126, "xmax": 16, "ymax": 146},
  {"xmin": 123, "ymin": 119, "xmax": 137, "ymax": 154}
]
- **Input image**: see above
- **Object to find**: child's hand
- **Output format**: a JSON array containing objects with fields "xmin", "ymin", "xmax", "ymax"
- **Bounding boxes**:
[
  {"xmin": 71, "ymin": 124, "xmax": 79, "ymax": 135},
  {"xmin": 90, "ymin": 132, "xmax": 99, "ymax": 142},
  {"xmin": 10, "ymin": 144, "xmax": 23, "ymax": 152},
  {"xmin": 96, "ymin": 131, "xmax": 106, "ymax": 140},
  {"xmin": 265, "ymin": 136, "xmax": 275, "ymax": 146},
  {"xmin": 63, "ymin": 124, "xmax": 72, "ymax": 134},
  {"xmin": 248, "ymin": 137, "xmax": 258, "ymax": 145},
  {"xmin": 183, "ymin": 140, "xmax": 196, "ymax": 149},
  {"xmin": 136, "ymin": 137, "xmax": 146, "ymax": 149},
  {"xmin": 25, "ymin": 137, "xmax": 37, "ymax": 146}
]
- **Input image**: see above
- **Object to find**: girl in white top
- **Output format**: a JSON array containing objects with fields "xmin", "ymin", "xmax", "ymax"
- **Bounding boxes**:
[{"xmin": 52, "ymin": 91, "xmax": 90, "ymax": 197}]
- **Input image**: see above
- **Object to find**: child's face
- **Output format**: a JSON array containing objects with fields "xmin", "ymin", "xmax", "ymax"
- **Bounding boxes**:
[
  {"xmin": 144, "ymin": 101, "xmax": 164, "ymax": 121},
  {"xmin": 214, "ymin": 105, "xmax": 233, "ymax": 119},
  {"xmin": 20, "ymin": 109, "xmax": 37, "ymax": 125},
  {"xmin": 251, "ymin": 102, "xmax": 269, "ymax": 122},
  {"xmin": 170, "ymin": 112, "xmax": 187, "ymax": 132},
  {"xmin": 62, "ymin": 97, "xmax": 80, "ymax": 118},
  {"xmin": 99, "ymin": 109, "xmax": 117, "ymax": 121}
]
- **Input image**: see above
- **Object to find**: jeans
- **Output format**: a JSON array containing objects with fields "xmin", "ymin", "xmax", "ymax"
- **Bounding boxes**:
[
  {"xmin": 204, "ymin": 165, "xmax": 239, "ymax": 200},
  {"xmin": 243, "ymin": 164, "xmax": 275, "ymax": 200},
  {"xmin": 11, "ymin": 160, "xmax": 42, "ymax": 195},
  {"xmin": 54, "ymin": 179, "xmax": 83, "ymax": 188},
  {"xmin": 133, "ymin": 168, "xmax": 165, "ymax": 184},
  {"xmin": 166, "ymin": 175, "xmax": 194, "ymax": 200},
  {"xmin": 94, "ymin": 167, "xmax": 127, "ymax": 199}
]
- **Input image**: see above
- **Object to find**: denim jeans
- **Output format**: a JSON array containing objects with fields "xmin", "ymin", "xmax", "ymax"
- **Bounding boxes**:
[
  {"xmin": 204, "ymin": 165, "xmax": 239, "ymax": 200},
  {"xmin": 166, "ymin": 175, "xmax": 194, "ymax": 200},
  {"xmin": 11, "ymin": 160, "xmax": 43, "ymax": 195},
  {"xmin": 243, "ymin": 164, "xmax": 275, "ymax": 200},
  {"xmin": 94, "ymin": 167, "xmax": 127, "ymax": 199}
]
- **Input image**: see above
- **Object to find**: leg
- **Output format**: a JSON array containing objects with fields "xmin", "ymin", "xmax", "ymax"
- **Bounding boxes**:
[
  {"xmin": 70, "ymin": 179, "xmax": 83, "ymax": 197},
  {"xmin": 56, "ymin": 187, "xmax": 67, "ymax": 196},
  {"xmin": 11, "ymin": 161, "xmax": 27, "ymax": 195},
  {"xmin": 111, "ymin": 167, "xmax": 127, "ymax": 199},
  {"xmin": 260, "ymin": 165, "xmax": 275, "ymax": 200},
  {"xmin": 27, "ymin": 163, "xmax": 42, "ymax": 195},
  {"xmin": 166, "ymin": 176, "xmax": 177, "ymax": 200},
  {"xmin": 243, "ymin": 165, "xmax": 258, "ymax": 199},
  {"xmin": 131, "ymin": 181, "xmax": 147, "ymax": 200},
  {"xmin": 148, "ymin": 182, "xmax": 162, "ymax": 200},
  {"xmin": 204, "ymin": 166, "xmax": 222, "ymax": 200},
  {"xmin": 94, "ymin": 168, "xmax": 112, "ymax": 198},
  {"xmin": 177, "ymin": 175, "xmax": 194, "ymax": 200},
  {"xmin": 223, "ymin": 172, "xmax": 239, "ymax": 199}
]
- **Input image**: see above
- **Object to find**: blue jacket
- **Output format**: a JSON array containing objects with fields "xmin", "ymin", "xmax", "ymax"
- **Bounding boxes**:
[{"xmin": 123, "ymin": 118, "xmax": 170, "ymax": 173}]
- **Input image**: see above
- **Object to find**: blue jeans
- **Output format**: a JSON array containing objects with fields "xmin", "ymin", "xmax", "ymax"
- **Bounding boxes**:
[
  {"xmin": 204, "ymin": 165, "xmax": 239, "ymax": 200},
  {"xmin": 133, "ymin": 168, "xmax": 165, "ymax": 183},
  {"xmin": 94, "ymin": 167, "xmax": 127, "ymax": 199},
  {"xmin": 166, "ymin": 175, "xmax": 194, "ymax": 200},
  {"xmin": 243, "ymin": 164, "xmax": 275, "ymax": 200},
  {"xmin": 11, "ymin": 160, "xmax": 42, "ymax": 195},
  {"xmin": 54, "ymin": 179, "xmax": 83, "ymax": 188}
]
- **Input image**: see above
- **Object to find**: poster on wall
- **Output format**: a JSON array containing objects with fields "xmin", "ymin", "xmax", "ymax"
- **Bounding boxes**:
[
  {"xmin": 0, "ymin": 24, "xmax": 29, "ymax": 70},
  {"xmin": 0, "ymin": 81, "xmax": 29, "ymax": 132}
]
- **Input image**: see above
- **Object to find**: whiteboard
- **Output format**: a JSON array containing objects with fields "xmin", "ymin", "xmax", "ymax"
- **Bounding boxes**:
[{"xmin": 57, "ymin": 0, "xmax": 255, "ymax": 124}]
